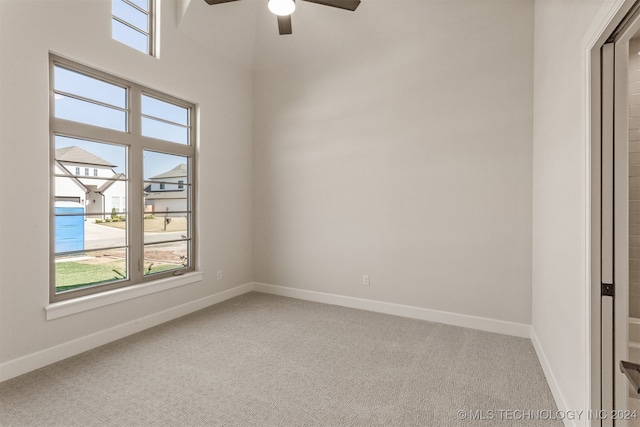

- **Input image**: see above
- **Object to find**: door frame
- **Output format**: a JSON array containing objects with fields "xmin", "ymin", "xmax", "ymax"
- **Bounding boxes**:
[{"xmin": 590, "ymin": 1, "xmax": 640, "ymax": 423}]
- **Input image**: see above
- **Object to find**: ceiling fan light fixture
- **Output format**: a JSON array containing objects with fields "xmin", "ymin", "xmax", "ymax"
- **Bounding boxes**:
[{"xmin": 268, "ymin": 0, "xmax": 295, "ymax": 16}]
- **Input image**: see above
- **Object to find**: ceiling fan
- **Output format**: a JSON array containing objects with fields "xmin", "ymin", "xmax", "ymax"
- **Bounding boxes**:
[{"xmin": 204, "ymin": 0, "xmax": 360, "ymax": 35}]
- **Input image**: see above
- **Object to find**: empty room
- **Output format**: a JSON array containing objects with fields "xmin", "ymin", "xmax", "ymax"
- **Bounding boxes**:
[{"xmin": 1, "ymin": 0, "xmax": 639, "ymax": 425}]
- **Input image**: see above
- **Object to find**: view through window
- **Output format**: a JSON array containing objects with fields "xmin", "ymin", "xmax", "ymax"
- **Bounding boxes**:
[
  {"xmin": 51, "ymin": 55, "xmax": 195, "ymax": 301},
  {"xmin": 112, "ymin": 0, "xmax": 154, "ymax": 55}
]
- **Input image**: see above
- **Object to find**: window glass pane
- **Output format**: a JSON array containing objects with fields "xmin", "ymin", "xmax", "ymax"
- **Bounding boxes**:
[
  {"xmin": 143, "ymin": 151, "xmax": 189, "ymax": 250},
  {"xmin": 54, "ymin": 135, "xmax": 128, "ymax": 295},
  {"xmin": 142, "ymin": 95, "xmax": 189, "ymax": 126},
  {"xmin": 54, "ymin": 136, "xmax": 128, "ymax": 257},
  {"xmin": 144, "ymin": 241, "xmax": 189, "ymax": 276},
  {"xmin": 55, "ymin": 249, "xmax": 127, "ymax": 293},
  {"xmin": 128, "ymin": 0, "xmax": 149, "ymax": 11},
  {"xmin": 112, "ymin": 18, "xmax": 149, "ymax": 54},
  {"xmin": 113, "ymin": 0, "xmax": 148, "ymax": 32},
  {"xmin": 54, "ymin": 66, "xmax": 126, "ymax": 109},
  {"xmin": 55, "ymin": 95, "xmax": 127, "ymax": 131},
  {"xmin": 142, "ymin": 117, "xmax": 189, "ymax": 144}
]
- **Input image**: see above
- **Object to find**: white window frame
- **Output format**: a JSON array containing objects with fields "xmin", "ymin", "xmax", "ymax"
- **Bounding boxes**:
[
  {"xmin": 49, "ymin": 54, "xmax": 197, "ymax": 304},
  {"xmin": 112, "ymin": 0, "xmax": 156, "ymax": 56}
]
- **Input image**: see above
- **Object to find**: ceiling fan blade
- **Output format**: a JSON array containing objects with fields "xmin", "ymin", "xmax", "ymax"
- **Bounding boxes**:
[
  {"xmin": 204, "ymin": 0, "xmax": 241, "ymax": 5},
  {"xmin": 301, "ymin": 0, "xmax": 360, "ymax": 11},
  {"xmin": 277, "ymin": 15, "xmax": 292, "ymax": 35}
]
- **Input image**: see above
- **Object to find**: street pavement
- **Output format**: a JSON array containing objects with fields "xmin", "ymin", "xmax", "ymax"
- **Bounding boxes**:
[{"xmin": 84, "ymin": 221, "xmax": 185, "ymax": 250}]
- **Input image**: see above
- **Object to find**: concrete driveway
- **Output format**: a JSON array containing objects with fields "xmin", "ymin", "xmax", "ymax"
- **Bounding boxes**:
[
  {"xmin": 84, "ymin": 221, "xmax": 125, "ymax": 250},
  {"xmin": 84, "ymin": 221, "xmax": 187, "ymax": 250}
]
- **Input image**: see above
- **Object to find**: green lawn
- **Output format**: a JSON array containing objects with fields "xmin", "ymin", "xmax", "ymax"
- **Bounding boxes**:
[{"xmin": 55, "ymin": 259, "xmax": 183, "ymax": 292}]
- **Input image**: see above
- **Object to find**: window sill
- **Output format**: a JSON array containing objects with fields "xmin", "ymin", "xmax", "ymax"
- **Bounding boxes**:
[{"xmin": 45, "ymin": 271, "xmax": 204, "ymax": 320}]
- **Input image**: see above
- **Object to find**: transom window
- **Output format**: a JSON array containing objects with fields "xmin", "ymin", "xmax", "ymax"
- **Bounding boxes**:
[
  {"xmin": 50, "ymin": 55, "xmax": 196, "ymax": 302},
  {"xmin": 112, "ymin": 0, "xmax": 155, "ymax": 55}
]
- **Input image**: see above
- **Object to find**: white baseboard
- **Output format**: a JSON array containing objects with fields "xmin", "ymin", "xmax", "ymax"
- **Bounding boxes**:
[
  {"xmin": 530, "ymin": 328, "xmax": 574, "ymax": 427},
  {"xmin": 253, "ymin": 282, "xmax": 532, "ymax": 338},
  {"xmin": 0, "ymin": 282, "xmax": 254, "ymax": 383}
]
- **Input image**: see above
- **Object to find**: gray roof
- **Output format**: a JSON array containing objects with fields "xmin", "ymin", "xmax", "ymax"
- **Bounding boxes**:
[
  {"xmin": 56, "ymin": 146, "xmax": 116, "ymax": 168},
  {"xmin": 150, "ymin": 163, "xmax": 187, "ymax": 180}
]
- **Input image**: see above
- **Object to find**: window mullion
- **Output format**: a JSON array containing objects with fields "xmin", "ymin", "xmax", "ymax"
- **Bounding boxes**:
[
  {"xmin": 130, "ymin": 86, "xmax": 142, "ymax": 136},
  {"xmin": 129, "ymin": 87, "xmax": 144, "ymax": 283},
  {"xmin": 148, "ymin": 0, "xmax": 155, "ymax": 57},
  {"xmin": 52, "ymin": 118, "xmax": 138, "ymax": 146}
]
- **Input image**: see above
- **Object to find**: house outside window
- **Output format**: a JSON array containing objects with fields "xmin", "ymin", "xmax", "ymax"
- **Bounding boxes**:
[
  {"xmin": 50, "ymin": 54, "xmax": 196, "ymax": 303},
  {"xmin": 112, "ymin": 0, "xmax": 155, "ymax": 55},
  {"xmin": 112, "ymin": 196, "xmax": 120, "ymax": 213}
]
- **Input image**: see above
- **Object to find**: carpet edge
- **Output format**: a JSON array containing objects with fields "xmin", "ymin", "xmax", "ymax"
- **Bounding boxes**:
[
  {"xmin": 0, "ymin": 282, "xmax": 255, "ymax": 383},
  {"xmin": 253, "ymin": 282, "xmax": 532, "ymax": 338}
]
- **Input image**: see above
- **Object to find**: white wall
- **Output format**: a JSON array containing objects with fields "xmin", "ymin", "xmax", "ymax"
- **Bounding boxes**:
[
  {"xmin": 531, "ymin": 0, "xmax": 620, "ymax": 418},
  {"xmin": 0, "ymin": 0, "xmax": 254, "ymax": 366},
  {"xmin": 253, "ymin": 0, "xmax": 535, "ymax": 326}
]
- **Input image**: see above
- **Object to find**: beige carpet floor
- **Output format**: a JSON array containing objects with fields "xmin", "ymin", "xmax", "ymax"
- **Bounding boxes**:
[{"xmin": 0, "ymin": 292, "xmax": 561, "ymax": 426}]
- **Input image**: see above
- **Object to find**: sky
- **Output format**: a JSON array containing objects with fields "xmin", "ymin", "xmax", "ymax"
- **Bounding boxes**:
[{"xmin": 112, "ymin": 0, "xmax": 150, "ymax": 54}]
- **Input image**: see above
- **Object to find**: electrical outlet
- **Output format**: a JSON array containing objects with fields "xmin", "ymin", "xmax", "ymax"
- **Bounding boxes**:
[
  {"xmin": 362, "ymin": 275, "xmax": 370, "ymax": 286},
  {"xmin": 217, "ymin": 270, "xmax": 223, "ymax": 281}
]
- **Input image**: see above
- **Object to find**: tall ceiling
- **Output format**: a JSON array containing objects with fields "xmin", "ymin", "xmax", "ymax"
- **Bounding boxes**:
[{"xmin": 176, "ymin": 0, "xmax": 258, "ymax": 70}]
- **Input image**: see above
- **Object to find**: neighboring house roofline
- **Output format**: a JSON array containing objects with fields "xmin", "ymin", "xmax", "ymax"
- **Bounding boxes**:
[
  {"xmin": 150, "ymin": 163, "xmax": 187, "ymax": 180},
  {"xmin": 98, "ymin": 173, "xmax": 126, "ymax": 193},
  {"xmin": 55, "ymin": 146, "xmax": 117, "ymax": 168}
]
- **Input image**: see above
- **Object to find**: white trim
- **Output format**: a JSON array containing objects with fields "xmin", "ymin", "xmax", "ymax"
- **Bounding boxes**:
[
  {"xmin": 45, "ymin": 271, "xmax": 205, "ymax": 320},
  {"xmin": 253, "ymin": 282, "xmax": 531, "ymax": 338},
  {"xmin": 585, "ymin": 1, "xmax": 637, "ymax": 421},
  {"xmin": 531, "ymin": 328, "xmax": 575, "ymax": 427},
  {"xmin": 1, "ymin": 282, "xmax": 254, "ymax": 383}
]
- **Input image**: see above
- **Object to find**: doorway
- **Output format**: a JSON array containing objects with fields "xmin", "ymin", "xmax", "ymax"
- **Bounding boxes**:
[{"xmin": 595, "ymin": 4, "xmax": 640, "ymax": 423}]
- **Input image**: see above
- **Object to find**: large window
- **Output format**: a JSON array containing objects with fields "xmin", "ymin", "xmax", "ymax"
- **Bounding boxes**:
[
  {"xmin": 112, "ymin": 0, "xmax": 155, "ymax": 55},
  {"xmin": 50, "ymin": 55, "xmax": 196, "ymax": 302}
]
